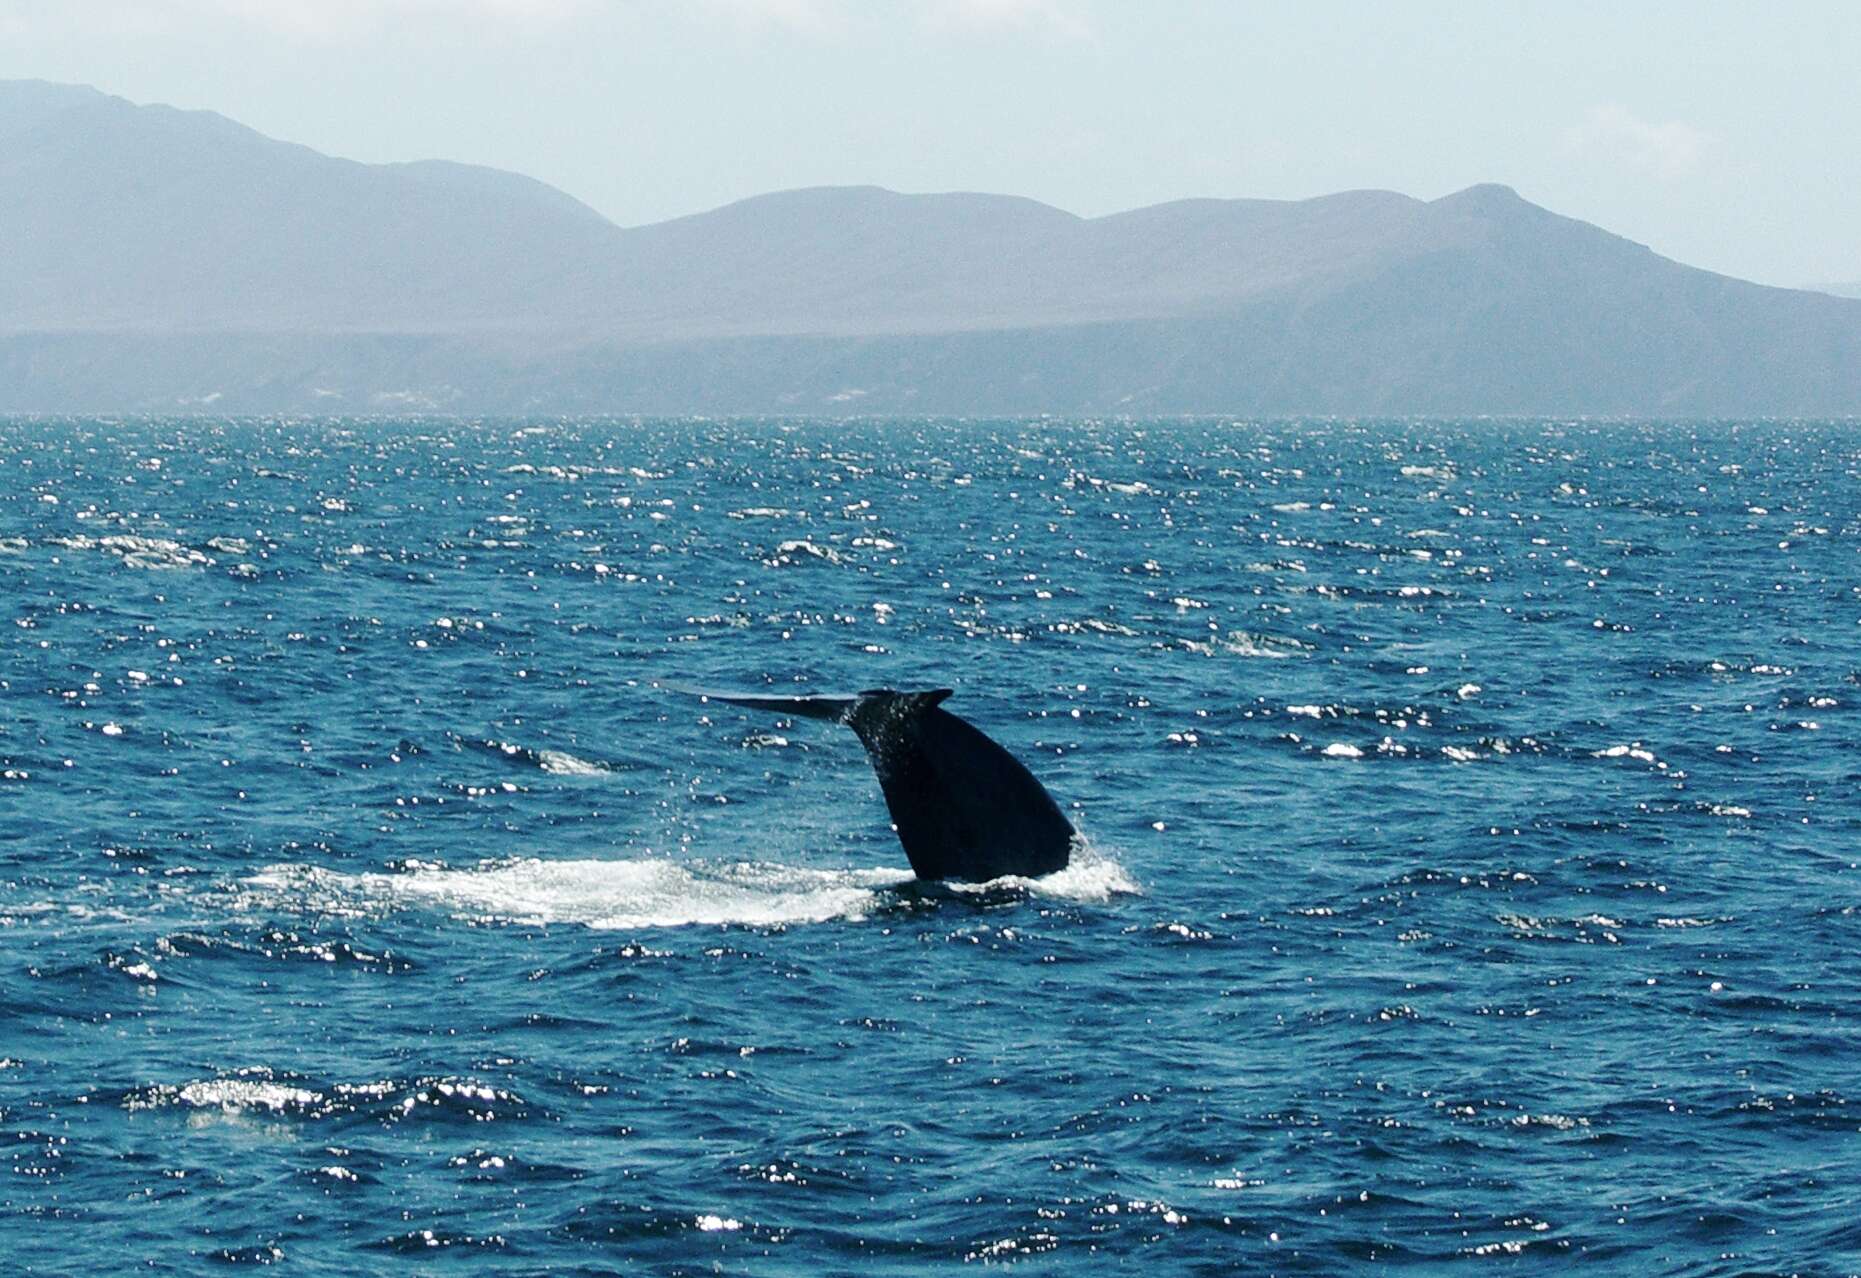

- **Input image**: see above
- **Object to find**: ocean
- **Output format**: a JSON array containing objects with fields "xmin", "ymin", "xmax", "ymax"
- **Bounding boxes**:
[{"xmin": 2, "ymin": 416, "xmax": 1858, "ymax": 1274}]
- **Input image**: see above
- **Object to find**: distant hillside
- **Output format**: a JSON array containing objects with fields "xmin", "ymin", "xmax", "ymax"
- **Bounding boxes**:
[
  {"xmin": 0, "ymin": 80, "xmax": 616, "ymax": 334},
  {"xmin": 1814, "ymin": 281, "xmax": 1861, "ymax": 300},
  {"xmin": 5, "ymin": 79, "xmax": 1861, "ymax": 414}
]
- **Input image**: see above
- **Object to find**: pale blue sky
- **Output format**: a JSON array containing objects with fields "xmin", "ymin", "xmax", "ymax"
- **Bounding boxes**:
[{"xmin": 4, "ymin": 0, "xmax": 1856, "ymax": 287}]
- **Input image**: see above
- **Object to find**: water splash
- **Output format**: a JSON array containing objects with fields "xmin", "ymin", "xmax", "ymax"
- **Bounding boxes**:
[{"xmin": 240, "ymin": 841, "xmax": 1137, "ymax": 931}]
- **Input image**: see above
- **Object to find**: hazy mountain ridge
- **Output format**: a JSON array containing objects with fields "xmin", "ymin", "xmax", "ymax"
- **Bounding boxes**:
[
  {"xmin": 4, "ymin": 79, "xmax": 1860, "ymax": 413},
  {"xmin": 0, "ymin": 80, "xmax": 619, "ymax": 333}
]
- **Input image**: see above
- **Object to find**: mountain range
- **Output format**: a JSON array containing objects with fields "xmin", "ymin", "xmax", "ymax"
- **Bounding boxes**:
[{"xmin": 5, "ymin": 79, "xmax": 1860, "ymax": 415}]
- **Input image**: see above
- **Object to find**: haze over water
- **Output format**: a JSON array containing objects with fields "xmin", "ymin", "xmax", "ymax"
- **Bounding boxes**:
[{"xmin": 2, "ymin": 416, "xmax": 1858, "ymax": 1273}]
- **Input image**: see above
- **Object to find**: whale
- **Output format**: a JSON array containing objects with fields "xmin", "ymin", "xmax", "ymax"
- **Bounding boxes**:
[{"xmin": 693, "ymin": 688, "xmax": 1074, "ymax": 882}]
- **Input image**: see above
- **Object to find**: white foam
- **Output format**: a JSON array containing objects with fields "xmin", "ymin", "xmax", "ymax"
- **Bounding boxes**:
[
  {"xmin": 47, "ymin": 533, "xmax": 211, "ymax": 569},
  {"xmin": 535, "ymin": 749, "xmax": 606, "ymax": 777},
  {"xmin": 1222, "ymin": 632, "xmax": 1302, "ymax": 659},
  {"xmin": 248, "ymin": 858, "xmax": 909, "ymax": 929},
  {"xmin": 1594, "ymin": 743, "xmax": 1662, "ymax": 766},
  {"xmin": 243, "ymin": 844, "xmax": 1137, "ymax": 931},
  {"xmin": 769, "ymin": 539, "xmax": 844, "ymax": 565},
  {"xmin": 944, "ymin": 842, "xmax": 1141, "ymax": 904}
]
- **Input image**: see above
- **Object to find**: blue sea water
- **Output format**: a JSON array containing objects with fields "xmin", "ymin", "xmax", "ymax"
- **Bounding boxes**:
[{"xmin": 1, "ymin": 416, "xmax": 1859, "ymax": 1275}]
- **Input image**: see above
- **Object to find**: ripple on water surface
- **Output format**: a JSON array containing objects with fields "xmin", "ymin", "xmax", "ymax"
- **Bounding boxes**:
[{"xmin": 2, "ymin": 417, "xmax": 1860, "ymax": 1274}]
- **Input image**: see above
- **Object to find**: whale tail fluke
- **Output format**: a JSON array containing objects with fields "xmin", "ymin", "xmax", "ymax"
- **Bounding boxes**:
[{"xmin": 684, "ymin": 685, "xmax": 1073, "ymax": 882}]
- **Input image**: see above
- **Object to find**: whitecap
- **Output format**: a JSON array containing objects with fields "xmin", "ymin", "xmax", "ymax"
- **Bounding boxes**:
[
  {"xmin": 535, "ymin": 749, "xmax": 606, "ymax": 777},
  {"xmin": 1051, "ymin": 618, "xmax": 1140, "ymax": 637},
  {"xmin": 48, "ymin": 533, "xmax": 211, "ymax": 570},
  {"xmin": 767, "ymin": 539, "xmax": 844, "ymax": 566},
  {"xmin": 1223, "ymin": 631, "xmax": 1309, "ymax": 658},
  {"xmin": 1594, "ymin": 743, "xmax": 1662, "ymax": 766}
]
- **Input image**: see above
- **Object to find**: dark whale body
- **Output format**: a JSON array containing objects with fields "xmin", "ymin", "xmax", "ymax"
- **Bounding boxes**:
[{"xmin": 700, "ymin": 688, "xmax": 1074, "ymax": 882}]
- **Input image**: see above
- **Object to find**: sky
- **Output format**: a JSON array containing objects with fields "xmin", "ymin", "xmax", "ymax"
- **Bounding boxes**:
[{"xmin": 3, "ymin": 0, "xmax": 1857, "ymax": 288}]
